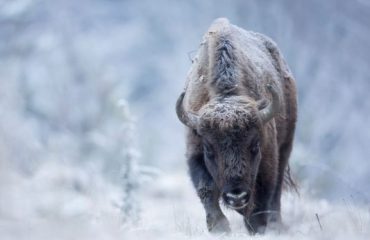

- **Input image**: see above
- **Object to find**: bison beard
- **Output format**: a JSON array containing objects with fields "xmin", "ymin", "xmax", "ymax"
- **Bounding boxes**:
[{"xmin": 176, "ymin": 18, "xmax": 297, "ymax": 234}]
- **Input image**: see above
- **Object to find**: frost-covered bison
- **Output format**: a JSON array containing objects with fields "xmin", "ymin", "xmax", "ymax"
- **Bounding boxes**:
[{"xmin": 176, "ymin": 18, "xmax": 297, "ymax": 234}]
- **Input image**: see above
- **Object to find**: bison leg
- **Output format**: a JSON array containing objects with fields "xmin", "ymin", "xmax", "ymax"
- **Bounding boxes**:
[
  {"xmin": 244, "ymin": 182, "xmax": 274, "ymax": 234},
  {"xmin": 188, "ymin": 153, "xmax": 230, "ymax": 233},
  {"xmin": 244, "ymin": 150, "xmax": 279, "ymax": 234},
  {"xmin": 269, "ymin": 141, "xmax": 294, "ymax": 227}
]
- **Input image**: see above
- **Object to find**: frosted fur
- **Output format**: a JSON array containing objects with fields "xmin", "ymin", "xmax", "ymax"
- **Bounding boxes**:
[
  {"xmin": 177, "ymin": 18, "xmax": 298, "ymax": 234},
  {"xmin": 198, "ymin": 96, "xmax": 259, "ymax": 132},
  {"xmin": 208, "ymin": 32, "xmax": 239, "ymax": 94}
]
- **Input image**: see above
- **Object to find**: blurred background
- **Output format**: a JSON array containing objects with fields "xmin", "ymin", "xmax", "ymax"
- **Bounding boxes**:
[{"xmin": 1, "ymin": 0, "xmax": 370, "ymax": 238}]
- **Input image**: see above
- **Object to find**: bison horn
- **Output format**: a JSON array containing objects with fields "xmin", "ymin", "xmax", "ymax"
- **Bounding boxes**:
[
  {"xmin": 176, "ymin": 92, "xmax": 200, "ymax": 129},
  {"xmin": 259, "ymin": 84, "xmax": 281, "ymax": 124}
]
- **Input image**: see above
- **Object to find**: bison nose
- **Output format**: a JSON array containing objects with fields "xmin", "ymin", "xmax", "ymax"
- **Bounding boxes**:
[{"xmin": 222, "ymin": 188, "xmax": 250, "ymax": 209}]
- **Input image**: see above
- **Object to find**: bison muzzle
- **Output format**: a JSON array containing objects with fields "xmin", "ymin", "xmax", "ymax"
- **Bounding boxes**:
[{"xmin": 176, "ymin": 18, "xmax": 297, "ymax": 234}]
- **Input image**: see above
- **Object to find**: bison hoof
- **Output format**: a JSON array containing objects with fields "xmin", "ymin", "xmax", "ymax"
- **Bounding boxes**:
[
  {"xmin": 244, "ymin": 216, "xmax": 267, "ymax": 235},
  {"xmin": 206, "ymin": 213, "xmax": 231, "ymax": 233}
]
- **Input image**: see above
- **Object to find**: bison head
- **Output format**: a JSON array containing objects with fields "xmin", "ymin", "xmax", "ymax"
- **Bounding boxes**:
[{"xmin": 176, "ymin": 85, "xmax": 280, "ymax": 210}]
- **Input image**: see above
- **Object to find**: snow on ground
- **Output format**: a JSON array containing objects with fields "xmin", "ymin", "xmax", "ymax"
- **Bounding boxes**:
[{"xmin": 0, "ymin": 162, "xmax": 369, "ymax": 240}]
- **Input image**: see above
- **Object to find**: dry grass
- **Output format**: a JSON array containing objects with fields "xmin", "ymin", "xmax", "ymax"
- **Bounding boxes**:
[
  {"xmin": 0, "ymin": 165, "xmax": 369, "ymax": 240},
  {"xmin": 135, "ymin": 172, "xmax": 370, "ymax": 240}
]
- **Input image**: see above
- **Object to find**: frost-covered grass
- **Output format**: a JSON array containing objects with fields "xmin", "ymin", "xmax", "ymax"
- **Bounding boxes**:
[
  {"xmin": 1, "ymin": 163, "xmax": 369, "ymax": 240},
  {"xmin": 130, "ymin": 173, "xmax": 370, "ymax": 240}
]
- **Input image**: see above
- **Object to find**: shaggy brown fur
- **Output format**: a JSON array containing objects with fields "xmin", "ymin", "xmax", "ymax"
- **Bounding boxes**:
[{"xmin": 176, "ymin": 18, "xmax": 297, "ymax": 234}]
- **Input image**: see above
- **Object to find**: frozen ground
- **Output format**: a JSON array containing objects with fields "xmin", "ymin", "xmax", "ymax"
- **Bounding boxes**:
[{"xmin": 0, "ymin": 161, "xmax": 369, "ymax": 240}]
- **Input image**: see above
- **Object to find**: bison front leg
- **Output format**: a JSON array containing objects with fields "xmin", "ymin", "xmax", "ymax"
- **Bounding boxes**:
[
  {"xmin": 244, "ymin": 153, "xmax": 279, "ymax": 234},
  {"xmin": 188, "ymin": 153, "xmax": 230, "ymax": 233},
  {"xmin": 244, "ymin": 183, "xmax": 274, "ymax": 234}
]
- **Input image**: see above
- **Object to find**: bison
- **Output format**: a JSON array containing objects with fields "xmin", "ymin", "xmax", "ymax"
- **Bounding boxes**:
[{"xmin": 176, "ymin": 18, "xmax": 297, "ymax": 234}]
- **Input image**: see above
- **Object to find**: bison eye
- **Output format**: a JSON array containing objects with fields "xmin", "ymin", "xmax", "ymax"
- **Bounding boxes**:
[{"xmin": 250, "ymin": 142, "xmax": 260, "ymax": 156}]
